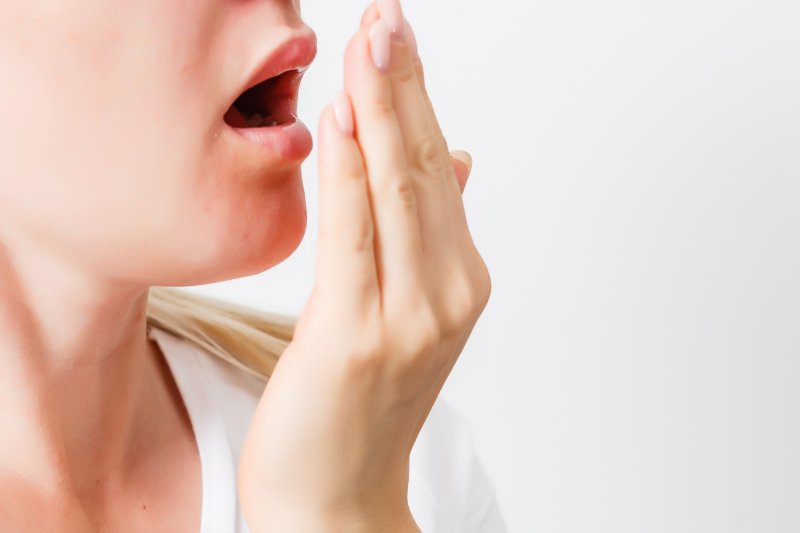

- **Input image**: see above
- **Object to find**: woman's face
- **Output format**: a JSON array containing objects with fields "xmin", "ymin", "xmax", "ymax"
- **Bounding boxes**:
[{"xmin": 0, "ymin": 0, "xmax": 316, "ymax": 287}]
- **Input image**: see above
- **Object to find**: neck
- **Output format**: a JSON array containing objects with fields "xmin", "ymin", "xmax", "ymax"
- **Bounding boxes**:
[{"xmin": 0, "ymin": 235, "xmax": 166, "ymax": 498}]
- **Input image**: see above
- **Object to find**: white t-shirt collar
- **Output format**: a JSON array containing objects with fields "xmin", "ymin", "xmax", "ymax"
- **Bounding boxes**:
[{"xmin": 148, "ymin": 326, "xmax": 238, "ymax": 533}]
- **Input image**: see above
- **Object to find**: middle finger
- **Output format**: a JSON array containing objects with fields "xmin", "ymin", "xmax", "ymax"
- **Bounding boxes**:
[
  {"xmin": 370, "ymin": 3, "xmax": 468, "ymax": 254},
  {"xmin": 344, "ymin": 22, "xmax": 423, "ymax": 299}
]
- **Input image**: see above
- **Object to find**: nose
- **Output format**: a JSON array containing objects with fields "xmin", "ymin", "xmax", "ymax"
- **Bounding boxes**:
[{"xmin": 239, "ymin": 0, "xmax": 310, "ymax": 30}]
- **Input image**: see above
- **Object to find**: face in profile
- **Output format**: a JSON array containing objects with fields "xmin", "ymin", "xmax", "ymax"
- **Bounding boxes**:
[{"xmin": 0, "ymin": 0, "xmax": 317, "ymax": 287}]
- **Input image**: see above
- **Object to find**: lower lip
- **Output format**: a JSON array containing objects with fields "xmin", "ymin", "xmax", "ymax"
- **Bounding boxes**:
[{"xmin": 226, "ymin": 117, "xmax": 313, "ymax": 163}]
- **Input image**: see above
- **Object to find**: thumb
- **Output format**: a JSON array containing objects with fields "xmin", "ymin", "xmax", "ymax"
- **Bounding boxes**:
[{"xmin": 449, "ymin": 150, "xmax": 473, "ymax": 194}]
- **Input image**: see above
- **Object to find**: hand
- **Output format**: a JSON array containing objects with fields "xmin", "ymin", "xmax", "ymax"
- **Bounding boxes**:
[{"xmin": 238, "ymin": 1, "xmax": 491, "ymax": 531}]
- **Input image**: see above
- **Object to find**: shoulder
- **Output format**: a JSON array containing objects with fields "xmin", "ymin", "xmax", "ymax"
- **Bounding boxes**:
[
  {"xmin": 148, "ymin": 325, "xmax": 266, "ymax": 468},
  {"xmin": 149, "ymin": 326, "xmax": 505, "ymax": 533},
  {"xmin": 409, "ymin": 398, "xmax": 508, "ymax": 533},
  {"xmin": 185, "ymin": 341, "xmax": 266, "ymax": 458},
  {"xmin": 191, "ymin": 349, "xmax": 510, "ymax": 533}
]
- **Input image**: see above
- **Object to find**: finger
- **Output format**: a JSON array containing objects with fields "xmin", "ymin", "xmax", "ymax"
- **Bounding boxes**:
[
  {"xmin": 315, "ymin": 92, "xmax": 379, "ymax": 313},
  {"xmin": 373, "ymin": 8, "xmax": 464, "ymax": 253},
  {"xmin": 344, "ymin": 22, "xmax": 424, "ymax": 296},
  {"xmin": 406, "ymin": 23, "xmax": 440, "ymax": 138},
  {"xmin": 385, "ymin": 17, "xmax": 452, "ymax": 180},
  {"xmin": 402, "ymin": 19, "xmax": 473, "ymax": 232},
  {"xmin": 360, "ymin": 1, "xmax": 380, "ymax": 30},
  {"xmin": 450, "ymin": 150, "xmax": 472, "ymax": 194}
]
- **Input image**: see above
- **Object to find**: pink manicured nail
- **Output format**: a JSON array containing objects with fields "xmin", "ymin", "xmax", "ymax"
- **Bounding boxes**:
[
  {"xmin": 377, "ymin": 0, "xmax": 405, "ymax": 39},
  {"xmin": 332, "ymin": 91, "xmax": 354, "ymax": 137},
  {"xmin": 369, "ymin": 19, "xmax": 392, "ymax": 72},
  {"xmin": 404, "ymin": 18, "xmax": 417, "ymax": 57}
]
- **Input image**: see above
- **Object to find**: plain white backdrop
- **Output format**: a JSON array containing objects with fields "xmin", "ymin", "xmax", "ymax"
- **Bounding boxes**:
[{"xmin": 185, "ymin": 1, "xmax": 800, "ymax": 531}]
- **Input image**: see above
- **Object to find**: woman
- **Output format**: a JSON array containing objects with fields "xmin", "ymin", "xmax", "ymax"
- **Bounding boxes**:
[{"xmin": 0, "ymin": 0, "xmax": 505, "ymax": 531}]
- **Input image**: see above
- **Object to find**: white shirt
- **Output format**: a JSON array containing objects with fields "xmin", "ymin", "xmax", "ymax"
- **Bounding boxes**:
[{"xmin": 148, "ymin": 325, "xmax": 507, "ymax": 533}]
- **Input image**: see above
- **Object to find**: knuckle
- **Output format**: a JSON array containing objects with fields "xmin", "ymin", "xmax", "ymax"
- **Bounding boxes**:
[
  {"xmin": 468, "ymin": 248, "xmax": 493, "ymax": 305},
  {"xmin": 320, "ymin": 209, "xmax": 374, "ymax": 254},
  {"xmin": 411, "ymin": 134, "xmax": 450, "ymax": 175},
  {"xmin": 386, "ymin": 294, "xmax": 442, "ymax": 361},
  {"xmin": 342, "ymin": 332, "xmax": 387, "ymax": 375},
  {"xmin": 343, "ymin": 219, "xmax": 375, "ymax": 253},
  {"xmin": 340, "ymin": 168, "xmax": 365, "ymax": 184},
  {"xmin": 475, "ymin": 257, "xmax": 493, "ymax": 309},
  {"xmin": 406, "ymin": 313, "xmax": 441, "ymax": 358},
  {"xmin": 440, "ymin": 267, "xmax": 491, "ymax": 336},
  {"xmin": 370, "ymin": 95, "xmax": 395, "ymax": 118},
  {"xmin": 414, "ymin": 61, "xmax": 426, "ymax": 84},
  {"xmin": 440, "ymin": 297, "xmax": 472, "ymax": 337},
  {"xmin": 380, "ymin": 175, "xmax": 417, "ymax": 211},
  {"xmin": 390, "ymin": 62, "xmax": 417, "ymax": 85}
]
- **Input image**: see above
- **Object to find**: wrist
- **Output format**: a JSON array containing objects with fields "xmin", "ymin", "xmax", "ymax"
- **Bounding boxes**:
[
  {"xmin": 247, "ymin": 502, "xmax": 420, "ymax": 533},
  {"xmin": 250, "ymin": 515, "xmax": 420, "ymax": 533}
]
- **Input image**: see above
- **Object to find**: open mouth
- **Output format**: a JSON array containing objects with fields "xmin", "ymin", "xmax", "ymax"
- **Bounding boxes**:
[{"xmin": 223, "ymin": 68, "xmax": 304, "ymax": 129}]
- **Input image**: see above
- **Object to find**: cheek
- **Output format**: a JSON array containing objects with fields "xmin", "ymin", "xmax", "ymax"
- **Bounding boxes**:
[
  {"xmin": 0, "ymin": 5, "xmax": 199, "ymax": 255},
  {"xmin": 0, "ymin": 3, "xmax": 308, "ymax": 286}
]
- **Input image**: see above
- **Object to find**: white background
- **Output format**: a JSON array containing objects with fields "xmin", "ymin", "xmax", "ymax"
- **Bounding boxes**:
[{"xmin": 188, "ymin": 1, "xmax": 800, "ymax": 531}]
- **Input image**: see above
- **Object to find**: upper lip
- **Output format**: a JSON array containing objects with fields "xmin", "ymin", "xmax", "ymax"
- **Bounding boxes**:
[{"xmin": 235, "ymin": 30, "xmax": 318, "ymax": 104}]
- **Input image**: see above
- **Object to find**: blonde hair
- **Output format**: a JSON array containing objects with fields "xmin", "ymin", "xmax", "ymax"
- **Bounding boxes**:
[{"xmin": 145, "ymin": 286, "xmax": 298, "ymax": 381}]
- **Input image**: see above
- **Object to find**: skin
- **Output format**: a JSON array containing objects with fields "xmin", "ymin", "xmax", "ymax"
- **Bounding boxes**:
[
  {"xmin": 239, "ymin": 3, "xmax": 488, "ymax": 531},
  {"xmin": 1, "ymin": 0, "xmax": 314, "ymax": 530},
  {"xmin": 0, "ymin": 0, "xmax": 482, "ymax": 531}
]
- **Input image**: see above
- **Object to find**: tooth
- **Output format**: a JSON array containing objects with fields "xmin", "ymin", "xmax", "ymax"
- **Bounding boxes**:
[{"xmin": 246, "ymin": 113, "xmax": 263, "ymax": 127}]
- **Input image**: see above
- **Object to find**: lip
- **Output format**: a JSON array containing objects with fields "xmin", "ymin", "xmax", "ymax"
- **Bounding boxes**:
[
  {"xmin": 222, "ymin": 30, "xmax": 317, "ymax": 165},
  {"xmin": 235, "ymin": 31, "xmax": 318, "ymax": 105},
  {"xmin": 227, "ymin": 119, "xmax": 313, "ymax": 163}
]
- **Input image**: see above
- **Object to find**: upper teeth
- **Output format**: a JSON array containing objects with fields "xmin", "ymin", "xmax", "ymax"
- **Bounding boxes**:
[{"xmin": 245, "ymin": 113, "xmax": 278, "ymax": 127}]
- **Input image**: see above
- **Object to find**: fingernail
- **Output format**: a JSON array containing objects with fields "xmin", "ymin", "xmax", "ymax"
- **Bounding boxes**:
[
  {"xmin": 377, "ymin": 0, "xmax": 405, "ymax": 40},
  {"xmin": 333, "ymin": 91, "xmax": 354, "ymax": 137},
  {"xmin": 452, "ymin": 150, "xmax": 473, "ymax": 174},
  {"xmin": 404, "ymin": 18, "xmax": 417, "ymax": 58},
  {"xmin": 369, "ymin": 19, "xmax": 392, "ymax": 72}
]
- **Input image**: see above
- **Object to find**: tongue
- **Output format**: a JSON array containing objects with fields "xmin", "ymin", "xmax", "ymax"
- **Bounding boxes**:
[
  {"xmin": 224, "ymin": 105, "xmax": 250, "ymax": 128},
  {"xmin": 224, "ymin": 102, "xmax": 294, "ymax": 129},
  {"xmin": 270, "ymin": 98, "xmax": 296, "ymax": 125},
  {"xmin": 224, "ymin": 71, "xmax": 298, "ymax": 128}
]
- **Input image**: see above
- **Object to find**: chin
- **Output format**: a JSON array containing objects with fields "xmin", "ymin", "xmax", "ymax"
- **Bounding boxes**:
[
  {"xmin": 169, "ymin": 170, "xmax": 308, "ymax": 287},
  {"xmin": 232, "ymin": 179, "xmax": 308, "ymax": 278},
  {"xmin": 245, "ymin": 196, "xmax": 308, "ymax": 275}
]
